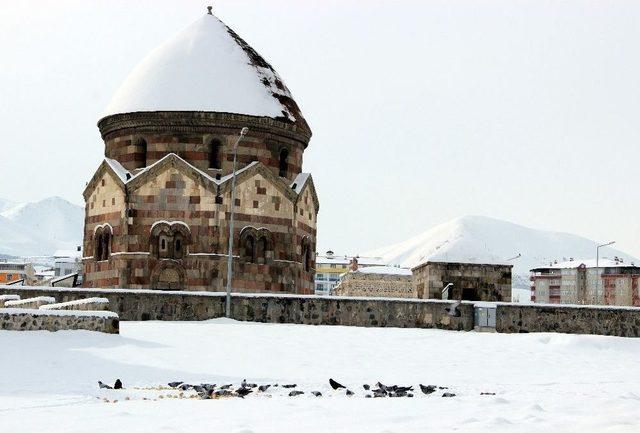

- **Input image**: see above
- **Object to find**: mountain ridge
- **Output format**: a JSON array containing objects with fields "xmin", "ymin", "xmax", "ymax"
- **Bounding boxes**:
[
  {"xmin": 0, "ymin": 197, "xmax": 83, "ymax": 256},
  {"xmin": 366, "ymin": 215, "xmax": 637, "ymax": 289}
]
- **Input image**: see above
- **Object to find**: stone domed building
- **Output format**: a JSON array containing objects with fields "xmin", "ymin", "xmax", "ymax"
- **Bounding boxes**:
[{"xmin": 82, "ymin": 10, "xmax": 318, "ymax": 293}]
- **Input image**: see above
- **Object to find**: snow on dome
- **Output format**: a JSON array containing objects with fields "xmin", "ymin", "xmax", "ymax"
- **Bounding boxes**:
[{"xmin": 102, "ymin": 13, "xmax": 306, "ymax": 126}]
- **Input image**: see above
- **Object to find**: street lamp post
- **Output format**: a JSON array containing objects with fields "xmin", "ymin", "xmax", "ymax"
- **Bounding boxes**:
[
  {"xmin": 225, "ymin": 127, "xmax": 249, "ymax": 318},
  {"xmin": 595, "ymin": 240, "xmax": 615, "ymax": 305}
]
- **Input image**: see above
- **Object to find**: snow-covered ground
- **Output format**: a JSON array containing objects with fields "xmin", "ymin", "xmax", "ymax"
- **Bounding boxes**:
[{"xmin": 1, "ymin": 319, "xmax": 639, "ymax": 432}]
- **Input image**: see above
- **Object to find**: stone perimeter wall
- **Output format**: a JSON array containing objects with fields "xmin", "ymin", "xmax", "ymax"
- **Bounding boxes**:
[
  {"xmin": 0, "ymin": 309, "xmax": 119, "ymax": 334},
  {"xmin": 496, "ymin": 303, "xmax": 640, "ymax": 337},
  {"xmin": 0, "ymin": 286, "xmax": 472, "ymax": 330},
  {"xmin": 2, "ymin": 286, "xmax": 640, "ymax": 337}
]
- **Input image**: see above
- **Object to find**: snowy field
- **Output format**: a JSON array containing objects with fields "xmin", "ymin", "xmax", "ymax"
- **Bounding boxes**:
[{"xmin": 1, "ymin": 320, "xmax": 640, "ymax": 432}]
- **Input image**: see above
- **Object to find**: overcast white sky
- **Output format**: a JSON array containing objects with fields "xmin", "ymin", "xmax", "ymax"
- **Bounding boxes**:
[{"xmin": 1, "ymin": 0, "xmax": 639, "ymax": 257}]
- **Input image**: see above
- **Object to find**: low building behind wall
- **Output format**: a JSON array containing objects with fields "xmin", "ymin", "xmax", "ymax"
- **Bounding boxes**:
[
  {"xmin": 314, "ymin": 252, "xmax": 386, "ymax": 295},
  {"xmin": 332, "ymin": 266, "xmax": 414, "ymax": 298},
  {"xmin": 530, "ymin": 258, "xmax": 640, "ymax": 306},
  {"xmin": 412, "ymin": 261, "xmax": 512, "ymax": 302}
]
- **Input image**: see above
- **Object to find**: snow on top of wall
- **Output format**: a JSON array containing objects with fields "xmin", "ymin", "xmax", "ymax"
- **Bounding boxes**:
[
  {"xmin": 0, "ymin": 307, "xmax": 118, "ymax": 319},
  {"xmin": 355, "ymin": 266, "xmax": 412, "ymax": 276},
  {"xmin": 103, "ymin": 14, "xmax": 301, "ymax": 124},
  {"xmin": 4, "ymin": 296, "xmax": 56, "ymax": 306},
  {"xmin": 40, "ymin": 297, "xmax": 109, "ymax": 310}
]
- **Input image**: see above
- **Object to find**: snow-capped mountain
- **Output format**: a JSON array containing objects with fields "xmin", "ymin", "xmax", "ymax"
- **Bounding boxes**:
[
  {"xmin": 366, "ymin": 215, "xmax": 637, "ymax": 289},
  {"xmin": 0, "ymin": 197, "xmax": 83, "ymax": 256},
  {"xmin": 0, "ymin": 199, "xmax": 16, "ymax": 212}
]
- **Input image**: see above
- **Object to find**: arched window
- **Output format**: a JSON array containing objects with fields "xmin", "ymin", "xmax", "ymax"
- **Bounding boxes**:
[
  {"xmin": 174, "ymin": 233, "xmax": 184, "ymax": 259},
  {"xmin": 94, "ymin": 225, "xmax": 112, "ymax": 261},
  {"xmin": 256, "ymin": 236, "xmax": 267, "ymax": 264},
  {"xmin": 151, "ymin": 221, "xmax": 192, "ymax": 260},
  {"xmin": 239, "ymin": 226, "xmax": 272, "ymax": 264},
  {"xmin": 305, "ymin": 247, "xmax": 312, "ymax": 272},
  {"xmin": 279, "ymin": 148, "xmax": 288, "ymax": 178},
  {"xmin": 159, "ymin": 235, "xmax": 169, "ymax": 259},
  {"xmin": 301, "ymin": 236, "xmax": 312, "ymax": 272},
  {"xmin": 209, "ymin": 139, "xmax": 222, "ymax": 169},
  {"xmin": 95, "ymin": 233, "xmax": 103, "ymax": 261},
  {"xmin": 243, "ymin": 235, "xmax": 255, "ymax": 262},
  {"xmin": 136, "ymin": 138, "xmax": 148, "ymax": 168}
]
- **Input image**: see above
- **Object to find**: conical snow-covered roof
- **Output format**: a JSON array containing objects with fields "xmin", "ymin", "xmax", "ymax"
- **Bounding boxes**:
[{"xmin": 102, "ymin": 12, "xmax": 307, "ymax": 129}]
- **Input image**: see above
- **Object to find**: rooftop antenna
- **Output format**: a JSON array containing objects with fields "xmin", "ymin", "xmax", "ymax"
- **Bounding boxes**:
[{"xmin": 207, "ymin": 5, "xmax": 213, "ymax": 15}]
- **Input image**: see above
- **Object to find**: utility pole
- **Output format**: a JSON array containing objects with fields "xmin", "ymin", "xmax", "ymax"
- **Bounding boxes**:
[{"xmin": 225, "ymin": 127, "xmax": 249, "ymax": 318}]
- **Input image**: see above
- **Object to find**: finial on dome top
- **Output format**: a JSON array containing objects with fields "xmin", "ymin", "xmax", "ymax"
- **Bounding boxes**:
[{"xmin": 207, "ymin": 5, "xmax": 213, "ymax": 15}]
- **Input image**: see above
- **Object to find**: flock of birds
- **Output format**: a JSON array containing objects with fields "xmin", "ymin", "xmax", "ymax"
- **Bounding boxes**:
[{"xmin": 98, "ymin": 378, "xmax": 468, "ymax": 399}]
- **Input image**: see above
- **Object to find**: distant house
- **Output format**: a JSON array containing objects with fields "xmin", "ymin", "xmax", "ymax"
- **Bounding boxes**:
[
  {"xmin": 530, "ymin": 257, "xmax": 640, "ymax": 306},
  {"xmin": 412, "ymin": 261, "xmax": 512, "ymax": 302},
  {"xmin": 0, "ymin": 262, "xmax": 27, "ymax": 285},
  {"xmin": 34, "ymin": 266, "xmax": 55, "ymax": 283},
  {"xmin": 53, "ymin": 247, "xmax": 83, "ymax": 284},
  {"xmin": 314, "ymin": 251, "xmax": 386, "ymax": 295}
]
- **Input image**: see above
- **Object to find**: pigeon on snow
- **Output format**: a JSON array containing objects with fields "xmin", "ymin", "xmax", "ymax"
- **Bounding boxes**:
[
  {"xmin": 236, "ymin": 387, "xmax": 253, "ymax": 398},
  {"xmin": 329, "ymin": 378, "xmax": 346, "ymax": 390},
  {"xmin": 419, "ymin": 384, "xmax": 437, "ymax": 395},
  {"xmin": 98, "ymin": 381, "xmax": 112, "ymax": 390}
]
